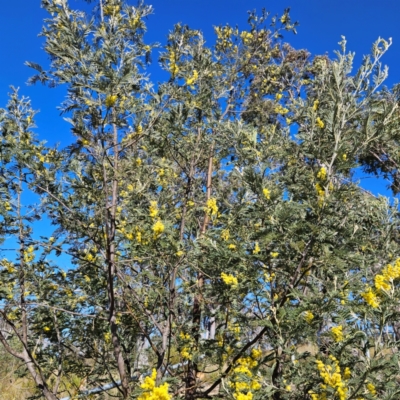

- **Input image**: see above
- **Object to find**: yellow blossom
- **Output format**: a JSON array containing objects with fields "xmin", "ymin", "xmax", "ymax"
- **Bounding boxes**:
[
  {"xmin": 343, "ymin": 367, "xmax": 351, "ymax": 380},
  {"xmin": 169, "ymin": 50, "xmax": 179, "ymax": 77},
  {"xmin": 221, "ymin": 272, "xmax": 238, "ymax": 287},
  {"xmin": 361, "ymin": 287, "xmax": 380, "ymax": 308},
  {"xmin": 317, "ymin": 167, "xmax": 327, "ymax": 181},
  {"xmin": 316, "ymin": 117, "xmax": 324, "ymax": 129},
  {"xmin": 186, "ymin": 70, "xmax": 199, "ymax": 86},
  {"xmin": 104, "ymin": 332, "xmax": 111, "ymax": 343},
  {"xmin": 103, "ymin": 4, "xmax": 120, "ymax": 15},
  {"xmin": 304, "ymin": 311, "xmax": 314, "ymax": 324},
  {"xmin": 206, "ymin": 198, "xmax": 218, "ymax": 216},
  {"xmin": 180, "ymin": 347, "xmax": 192, "ymax": 360},
  {"xmin": 366, "ymin": 382, "xmax": 376, "ymax": 396},
  {"xmin": 234, "ymin": 392, "xmax": 253, "ymax": 400},
  {"xmin": 228, "ymin": 243, "xmax": 236, "ymax": 250},
  {"xmin": 264, "ymin": 272, "xmax": 275, "ymax": 282},
  {"xmin": 315, "ymin": 183, "xmax": 325, "ymax": 197},
  {"xmin": 105, "ymin": 95, "xmax": 117, "ymax": 108},
  {"xmin": 262, "ymin": 188, "xmax": 271, "ymax": 200},
  {"xmin": 43, "ymin": 326, "xmax": 51, "ymax": 332},
  {"xmin": 270, "ymin": 252, "xmax": 279, "ymax": 258},
  {"xmin": 152, "ymin": 220, "xmax": 165, "ymax": 237},
  {"xmin": 375, "ymin": 274, "xmax": 391, "ymax": 291},
  {"xmin": 176, "ymin": 250, "xmax": 184, "ymax": 257},
  {"xmin": 233, "ymin": 364, "xmax": 252, "ymax": 377},
  {"xmin": 149, "ymin": 201, "xmax": 159, "ymax": 218},
  {"xmin": 331, "ymin": 325, "xmax": 344, "ymax": 342},
  {"xmin": 275, "ymin": 105, "xmax": 289, "ymax": 115},
  {"xmin": 253, "ymin": 242, "xmax": 260, "ymax": 254},
  {"xmin": 221, "ymin": 229, "xmax": 230, "ymax": 241},
  {"xmin": 251, "ymin": 348, "xmax": 262, "ymax": 359},
  {"xmin": 179, "ymin": 331, "xmax": 191, "ymax": 340},
  {"xmin": 313, "ymin": 99, "xmax": 319, "ymax": 111}
]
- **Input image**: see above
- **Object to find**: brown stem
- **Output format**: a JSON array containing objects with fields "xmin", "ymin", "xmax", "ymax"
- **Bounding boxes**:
[
  {"xmin": 186, "ymin": 142, "xmax": 214, "ymax": 399},
  {"xmin": 104, "ymin": 120, "xmax": 129, "ymax": 397}
]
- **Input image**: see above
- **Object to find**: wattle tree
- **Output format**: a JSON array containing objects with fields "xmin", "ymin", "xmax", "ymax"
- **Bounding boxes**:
[{"xmin": 1, "ymin": 1, "xmax": 400, "ymax": 400}]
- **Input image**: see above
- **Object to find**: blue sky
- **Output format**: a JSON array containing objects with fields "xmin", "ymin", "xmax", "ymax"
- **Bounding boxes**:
[{"xmin": 1, "ymin": 0, "xmax": 399, "ymax": 192}]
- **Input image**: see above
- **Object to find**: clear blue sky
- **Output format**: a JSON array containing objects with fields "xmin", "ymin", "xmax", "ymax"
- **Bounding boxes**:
[{"xmin": 1, "ymin": 0, "xmax": 399, "ymax": 191}]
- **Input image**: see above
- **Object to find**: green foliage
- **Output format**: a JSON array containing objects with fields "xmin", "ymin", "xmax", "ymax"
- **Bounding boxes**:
[{"xmin": 1, "ymin": 1, "xmax": 400, "ymax": 400}]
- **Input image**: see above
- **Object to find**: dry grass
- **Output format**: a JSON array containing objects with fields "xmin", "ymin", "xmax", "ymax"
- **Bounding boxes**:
[{"xmin": 0, "ymin": 358, "xmax": 35, "ymax": 400}]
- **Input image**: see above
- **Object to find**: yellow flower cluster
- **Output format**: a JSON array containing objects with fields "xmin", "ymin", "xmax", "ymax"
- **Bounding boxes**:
[
  {"xmin": 270, "ymin": 252, "xmax": 279, "ymax": 258},
  {"xmin": 262, "ymin": 188, "xmax": 271, "ymax": 200},
  {"xmin": 215, "ymin": 26, "xmax": 234, "ymax": 38},
  {"xmin": 229, "ymin": 354, "xmax": 261, "ymax": 400},
  {"xmin": 179, "ymin": 332, "xmax": 193, "ymax": 360},
  {"xmin": 152, "ymin": 220, "xmax": 165, "ymax": 238},
  {"xmin": 343, "ymin": 367, "xmax": 351, "ymax": 380},
  {"xmin": 221, "ymin": 272, "xmax": 238, "ymax": 288},
  {"xmin": 221, "ymin": 229, "xmax": 230, "ymax": 241},
  {"xmin": 331, "ymin": 325, "xmax": 344, "ymax": 342},
  {"xmin": 138, "ymin": 369, "xmax": 171, "ymax": 400},
  {"xmin": 180, "ymin": 347, "xmax": 192, "ymax": 360},
  {"xmin": 2, "ymin": 259, "xmax": 16, "ymax": 273},
  {"xmin": 215, "ymin": 26, "xmax": 237, "ymax": 49},
  {"xmin": 366, "ymin": 382, "xmax": 376, "ymax": 396},
  {"xmin": 315, "ymin": 183, "xmax": 325, "ymax": 207},
  {"xmin": 374, "ymin": 258, "xmax": 400, "ymax": 292},
  {"xmin": 317, "ymin": 167, "xmax": 327, "ymax": 181},
  {"xmin": 253, "ymin": 242, "xmax": 260, "ymax": 255},
  {"xmin": 251, "ymin": 348, "xmax": 262, "ymax": 359},
  {"xmin": 240, "ymin": 31, "xmax": 253, "ymax": 45},
  {"xmin": 361, "ymin": 286, "xmax": 380, "ymax": 308},
  {"xmin": 186, "ymin": 70, "xmax": 199, "ymax": 86},
  {"xmin": 313, "ymin": 100, "xmax": 319, "ymax": 111},
  {"xmin": 304, "ymin": 311, "xmax": 314, "ymax": 324},
  {"xmin": 23, "ymin": 245, "xmax": 35, "ymax": 263},
  {"xmin": 105, "ymin": 94, "xmax": 117, "ymax": 108},
  {"xmin": 103, "ymin": 4, "xmax": 120, "ymax": 16},
  {"xmin": 315, "ymin": 355, "xmax": 348, "ymax": 400},
  {"xmin": 275, "ymin": 105, "xmax": 289, "ymax": 115},
  {"xmin": 179, "ymin": 331, "xmax": 190, "ymax": 340},
  {"xmin": 149, "ymin": 201, "xmax": 159, "ymax": 218},
  {"xmin": 316, "ymin": 117, "xmax": 325, "ymax": 129},
  {"xmin": 264, "ymin": 272, "xmax": 275, "ymax": 282},
  {"xmin": 168, "ymin": 50, "xmax": 179, "ymax": 77},
  {"xmin": 206, "ymin": 198, "xmax": 218, "ymax": 216}
]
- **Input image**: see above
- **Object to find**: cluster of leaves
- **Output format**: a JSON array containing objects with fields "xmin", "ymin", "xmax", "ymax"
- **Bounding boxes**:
[{"xmin": 1, "ymin": 1, "xmax": 400, "ymax": 400}]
